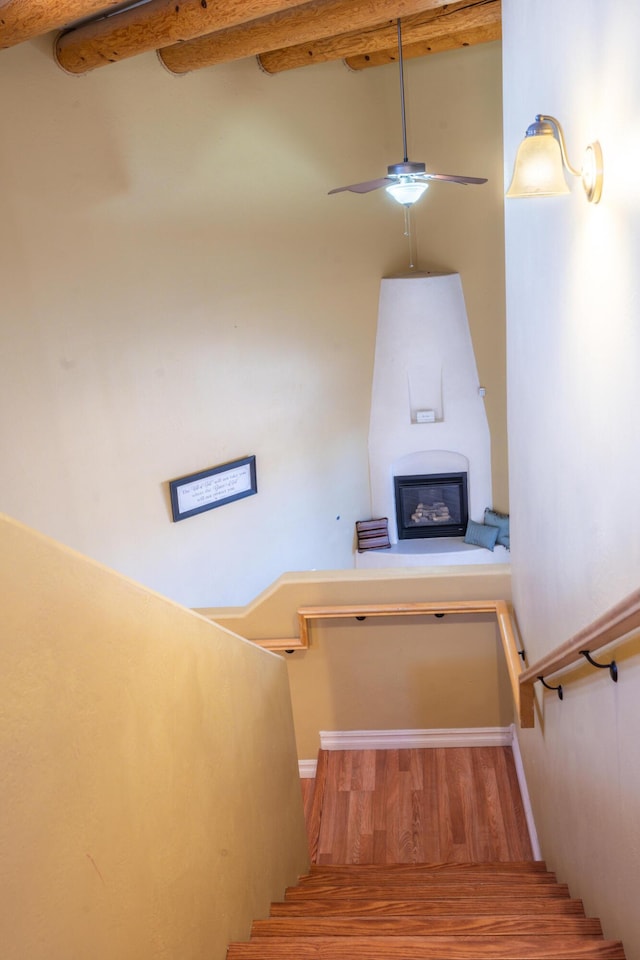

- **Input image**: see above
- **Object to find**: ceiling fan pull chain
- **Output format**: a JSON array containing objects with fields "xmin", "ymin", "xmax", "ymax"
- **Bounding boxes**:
[{"xmin": 404, "ymin": 205, "xmax": 415, "ymax": 269}]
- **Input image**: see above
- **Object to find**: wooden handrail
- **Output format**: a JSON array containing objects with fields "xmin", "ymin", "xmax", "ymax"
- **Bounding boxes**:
[
  {"xmin": 251, "ymin": 635, "xmax": 306, "ymax": 652},
  {"xmin": 494, "ymin": 601, "xmax": 532, "ymax": 727},
  {"xmin": 519, "ymin": 587, "xmax": 640, "ymax": 712},
  {"xmin": 296, "ymin": 600, "xmax": 503, "ymax": 646},
  {"xmin": 255, "ymin": 599, "xmax": 531, "ymax": 728}
]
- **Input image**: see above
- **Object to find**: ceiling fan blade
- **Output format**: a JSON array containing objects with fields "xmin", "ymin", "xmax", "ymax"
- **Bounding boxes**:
[
  {"xmin": 328, "ymin": 178, "xmax": 391, "ymax": 195},
  {"xmin": 424, "ymin": 173, "xmax": 488, "ymax": 185}
]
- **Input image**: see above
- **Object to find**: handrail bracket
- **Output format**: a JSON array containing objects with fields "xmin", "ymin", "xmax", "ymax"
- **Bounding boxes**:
[
  {"xmin": 580, "ymin": 649, "xmax": 618, "ymax": 682},
  {"xmin": 538, "ymin": 676, "xmax": 564, "ymax": 700}
]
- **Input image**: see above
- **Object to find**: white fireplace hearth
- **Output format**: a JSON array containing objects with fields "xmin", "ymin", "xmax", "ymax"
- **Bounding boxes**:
[
  {"xmin": 357, "ymin": 271, "xmax": 508, "ymax": 570},
  {"xmin": 355, "ymin": 538, "xmax": 510, "ymax": 568}
]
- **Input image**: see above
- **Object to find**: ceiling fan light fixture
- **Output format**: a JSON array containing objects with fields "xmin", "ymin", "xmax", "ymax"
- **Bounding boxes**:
[{"xmin": 386, "ymin": 178, "xmax": 429, "ymax": 206}]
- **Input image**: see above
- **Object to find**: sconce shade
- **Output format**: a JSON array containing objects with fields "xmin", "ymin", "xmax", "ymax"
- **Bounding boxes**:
[
  {"xmin": 506, "ymin": 114, "xmax": 603, "ymax": 203},
  {"xmin": 506, "ymin": 121, "xmax": 570, "ymax": 198},
  {"xmin": 386, "ymin": 179, "xmax": 429, "ymax": 206}
]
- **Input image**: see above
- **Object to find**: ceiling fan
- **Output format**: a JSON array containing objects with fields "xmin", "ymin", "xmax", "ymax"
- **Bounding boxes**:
[{"xmin": 329, "ymin": 19, "xmax": 487, "ymax": 207}]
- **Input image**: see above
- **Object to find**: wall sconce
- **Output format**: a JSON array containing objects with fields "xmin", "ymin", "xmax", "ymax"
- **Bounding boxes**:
[{"xmin": 506, "ymin": 115, "xmax": 603, "ymax": 203}]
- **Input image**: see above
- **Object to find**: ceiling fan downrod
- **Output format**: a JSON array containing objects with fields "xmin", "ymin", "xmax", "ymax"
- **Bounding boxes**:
[
  {"xmin": 388, "ymin": 19, "xmax": 426, "ymax": 182},
  {"xmin": 397, "ymin": 18, "xmax": 409, "ymax": 166}
]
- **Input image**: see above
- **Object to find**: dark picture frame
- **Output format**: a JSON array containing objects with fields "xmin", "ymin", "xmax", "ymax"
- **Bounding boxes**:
[{"xmin": 169, "ymin": 455, "xmax": 257, "ymax": 522}]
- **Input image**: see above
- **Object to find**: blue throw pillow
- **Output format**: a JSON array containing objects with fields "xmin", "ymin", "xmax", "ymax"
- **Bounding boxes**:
[
  {"xmin": 464, "ymin": 519, "xmax": 499, "ymax": 551},
  {"xmin": 484, "ymin": 508, "xmax": 510, "ymax": 548}
]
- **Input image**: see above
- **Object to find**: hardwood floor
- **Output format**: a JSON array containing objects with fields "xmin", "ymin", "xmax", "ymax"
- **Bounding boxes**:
[{"xmin": 301, "ymin": 747, "xmax": 532, "ymax": 865}]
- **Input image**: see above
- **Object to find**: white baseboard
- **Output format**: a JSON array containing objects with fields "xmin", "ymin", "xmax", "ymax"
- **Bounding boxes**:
[
  {"xmin": 319, "ymin": 726, "xmax": 513, "ymax": 751},
  {"xmin": 298, "ymin": 759, "xmax": 317, "ymax": 779},
  {"xmin": 510, "ymin": 723, "xmax": 542, "ymax": 860}
]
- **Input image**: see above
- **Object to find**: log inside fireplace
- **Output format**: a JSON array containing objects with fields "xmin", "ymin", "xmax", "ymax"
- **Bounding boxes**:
[{"xmin": 394, "ymin": 472, "xmax": 469, "ymax": 540}]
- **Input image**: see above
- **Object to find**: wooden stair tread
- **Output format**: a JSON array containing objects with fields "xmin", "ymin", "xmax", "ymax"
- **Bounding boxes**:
[
  {"xmin": 307, "ymin": 862, "xmax": 550, "ymax": 876},
  {"xmin": 270, "ymin": 898, "xmax": 588, "ymax": 918},
  {"xmin": 297, "ymin": 873, "xmax": 560, "ymax": 886},
  {"xmin": 252, "ymin": 917, "xmax": 603, "ymax": 937},
  {"xmin": 285, "ymin": 882, "xmax": 572, "ymax": 899},
  {"xmin": 227, "ymin": 935, "xmax": 625, "ymax": 959}
]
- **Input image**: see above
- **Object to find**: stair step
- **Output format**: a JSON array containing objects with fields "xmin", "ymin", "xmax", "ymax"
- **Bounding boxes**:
[
  {"xmin": 227, "ymin": 935, "xmax": 626, "ymax": 959},
  {"xmin": 298, "ymin": 871, "xmax": 559, "ymax": 886},
  {"xmin": 307, "ymin": 862, "xmax": 550, "ymax": 877},
  {"xmin": 252, "ymin": 917, "xmax": 603, "ymax": 937},
  {"xmin": 284, "ymin": 882, "xmax": 572, "ymax": 900},
  {"xmin": 270, "ymin": 898, "xmax": 588, "ymax": 918}
]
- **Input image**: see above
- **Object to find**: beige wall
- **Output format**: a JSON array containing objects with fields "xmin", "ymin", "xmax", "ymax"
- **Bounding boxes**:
[
  {"xmin": 287, "ymin": 615, "xmax": 514, "ymax": 759},
  {"xmin": 0, "ymin": 36, "xmax": 506, "ymax": 609},
  {"xmin": 201, "ymin": 566, "xmax": 514, "ymax": 758},
  {"xmin": 202, "ymin": 565, "xmax": 513, "ymax": 641},
  {"xmin": 503, "ymin": 2, "xmax": 640, "ymax": 957},
  {"xmin": 0, "ymin": 515, "xmax": 308, "ymax": 960}
]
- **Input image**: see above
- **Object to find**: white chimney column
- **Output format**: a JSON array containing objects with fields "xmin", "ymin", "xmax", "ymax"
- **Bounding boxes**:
[{"xmin": 368, "ymin": 272, "xmax": 493, "ymax": 544}]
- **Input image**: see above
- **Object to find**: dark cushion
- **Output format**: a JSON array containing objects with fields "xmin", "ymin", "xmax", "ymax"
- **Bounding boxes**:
[
  {"xmin": 484, "ymin": 508, "xmax": 510, "ymax": 548},
  {"xmin": 464, "ymin": 519, "xmax": 500, "ymax": 551}
]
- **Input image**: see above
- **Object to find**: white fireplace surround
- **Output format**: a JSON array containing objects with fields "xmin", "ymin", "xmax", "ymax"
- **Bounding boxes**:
[{"xmin": 358, "ymin": 272, "xmax": 508, "ymax": 568}]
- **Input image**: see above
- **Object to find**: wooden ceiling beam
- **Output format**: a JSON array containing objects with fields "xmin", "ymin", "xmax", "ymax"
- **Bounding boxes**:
[
  {"xmin": 257, "ymin": 0, "xmax": 500, "ymax": 74},
  {"xmin": 157, "ymin": 0, "xmax": 453, "ymax": 76},
  {"xmin": 55, "ymin": 0, "xmax": 310, "ymax": 74},
  {"xmin": 345, "ymin": 21, "xmax": 501, "ymax": 70},
  {"xmin": 0, "ymin": 0, "xmax": 121, "ymax": 50}
]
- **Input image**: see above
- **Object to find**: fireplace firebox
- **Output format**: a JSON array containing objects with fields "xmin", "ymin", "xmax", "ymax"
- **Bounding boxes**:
[{"xmin": 394, "ymin": 472, "xmax": 468, "ymax": 539}]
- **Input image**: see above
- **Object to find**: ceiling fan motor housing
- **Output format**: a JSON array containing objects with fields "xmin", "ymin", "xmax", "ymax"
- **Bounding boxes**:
[
  {"xmin": 387, "ymin": 160, "xmax": 427, "ymax": 177},
  {"xmin": 387, "ymin": 161, "xmax": 426, "ymax": 177}
]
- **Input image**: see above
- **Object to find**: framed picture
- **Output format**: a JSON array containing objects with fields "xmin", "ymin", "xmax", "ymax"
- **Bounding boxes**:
[{"xmin": 169, "ymin": 455, "xmax": 257, "ymax": 522}]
